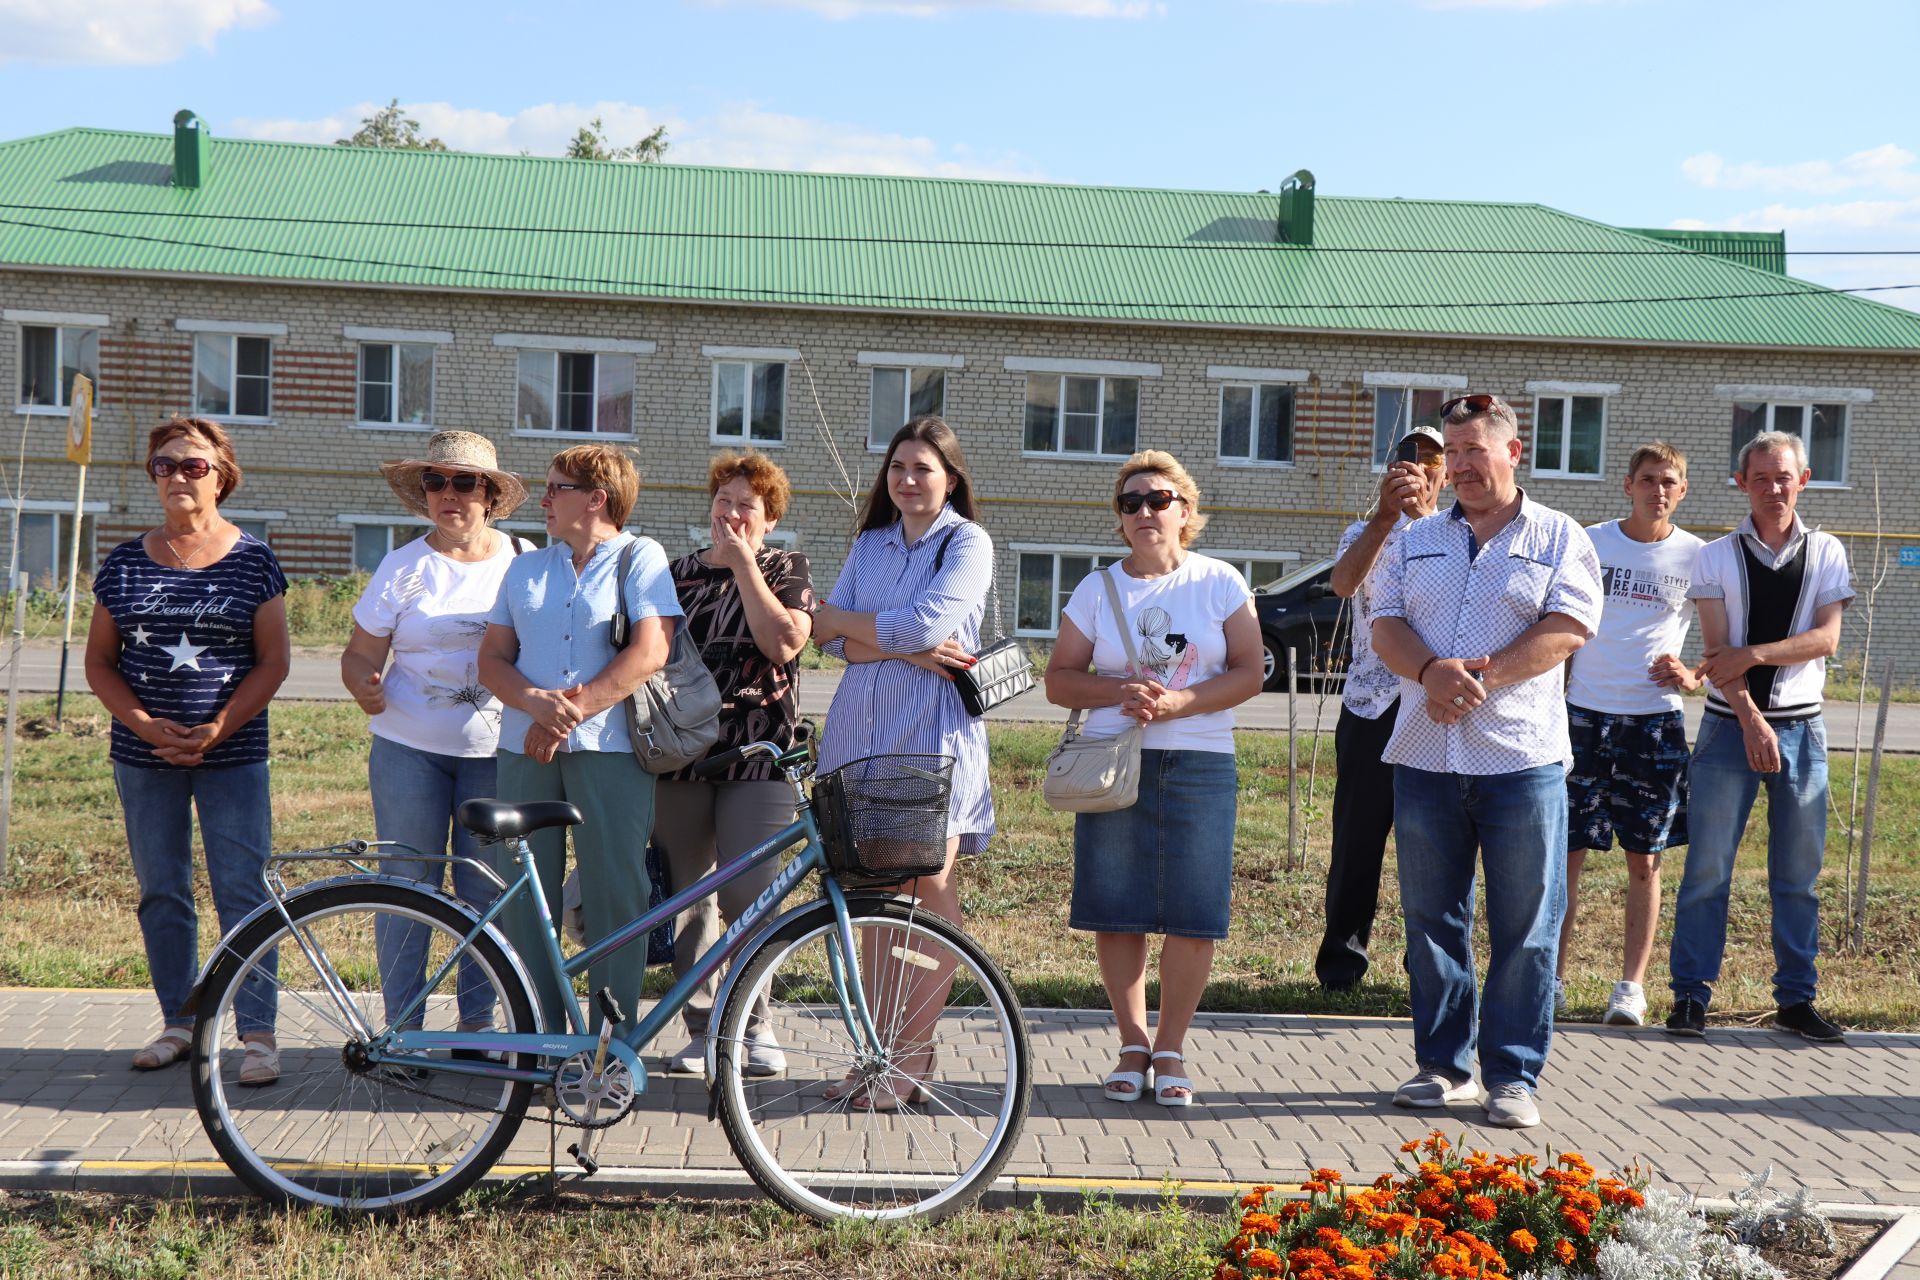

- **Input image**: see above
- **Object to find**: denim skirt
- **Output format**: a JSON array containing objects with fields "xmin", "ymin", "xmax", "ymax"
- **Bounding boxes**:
[{"xmin": 1069, "ymin": 748, "xmax": 1238, "ymax": 940}]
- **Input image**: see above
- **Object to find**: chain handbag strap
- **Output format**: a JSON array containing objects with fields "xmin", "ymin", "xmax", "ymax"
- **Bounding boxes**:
[{"xmin": 932, "ymin": 523, "xmax": 1006, "ymax": 643}]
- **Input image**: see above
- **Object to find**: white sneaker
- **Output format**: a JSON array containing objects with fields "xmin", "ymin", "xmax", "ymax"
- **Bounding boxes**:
[
  {"xmin": 1483, "ymin": 1082, "xmax": 1541, "ymax": 1129},
  {"xmin": 1552, "ymin": 976, "xmax": 1568, "ymax": 1017},
  {"xmin": 1392, "ymin": 1070, "xmax": 1478, "ymax": 1108},
  {"xmin": 665, "ymin": 1037, "xmax": 709, "ymax": 1075},
  {"xmin": 1603, "ymin": 981, "xmax": 1647, "ymax": 1027},
  {"xmin": 744, "ymin": 1028, "xmax": 787, "ymax": 1078}
]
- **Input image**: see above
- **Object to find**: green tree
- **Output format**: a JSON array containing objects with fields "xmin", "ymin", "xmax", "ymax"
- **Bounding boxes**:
[
  {"xmin": 335, "ymin": 100, "xmax": 447, "ymax": 151},
  {"xmin": 564, "ymin": 117, "xmax": 670, "ymax": 163}
]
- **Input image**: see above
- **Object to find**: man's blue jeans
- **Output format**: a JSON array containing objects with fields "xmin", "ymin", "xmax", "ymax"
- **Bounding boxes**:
[
  {"xmin": 1393, "ymin": 763, "xmax": 1565, "ymax": 1089},
  {"xmin": 1670, "ymin": 713, "xmax": 1828, "ymax": 1008},
  {"xmin": 114, "ymin": 760, "xmax": 278, "ymax": 1036},
  {"xmin": 368, "ymin": 736, "xmax": 502, "ymax": 1031}
]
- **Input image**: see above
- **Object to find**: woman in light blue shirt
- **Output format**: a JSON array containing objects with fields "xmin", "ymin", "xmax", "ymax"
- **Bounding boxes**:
[{"xmin": 478, "ymin": 444, "xmax": 681, "ymax": 1030}]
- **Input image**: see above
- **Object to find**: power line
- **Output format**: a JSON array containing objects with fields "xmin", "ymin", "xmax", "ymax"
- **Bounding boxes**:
[
  {"xmin": 0, "ymin": 200, "xmax": 1913, "ymax": 257},
  {"xmin": 0, "ymin": 213, "xmax": 1914, "ymax": 314}
]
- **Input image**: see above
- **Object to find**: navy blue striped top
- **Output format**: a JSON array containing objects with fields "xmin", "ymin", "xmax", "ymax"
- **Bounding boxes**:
[{"xmin": 94, "ymin": 533, "xmax": 288, "ymax": 769}]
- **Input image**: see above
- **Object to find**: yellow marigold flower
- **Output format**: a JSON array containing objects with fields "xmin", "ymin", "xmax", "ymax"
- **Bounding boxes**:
[{"xmin": 1507, "ymin": 1230, "xmax": 1538, "ymax": 1255}]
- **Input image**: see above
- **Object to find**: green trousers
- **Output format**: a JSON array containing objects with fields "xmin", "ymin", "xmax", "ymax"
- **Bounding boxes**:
[{"xmin": 495, "ymin": 749, "xmax": 655, "ymax": 1033}]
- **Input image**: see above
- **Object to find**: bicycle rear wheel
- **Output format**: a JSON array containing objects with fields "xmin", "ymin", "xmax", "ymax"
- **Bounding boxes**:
[
  {"xmin": 189, "ymin": 882, "xmax": 538, "ymax": 1212},
  {"xmin": 714, "ymin": 896, "xmax": 1030, "ymax": 1222}
]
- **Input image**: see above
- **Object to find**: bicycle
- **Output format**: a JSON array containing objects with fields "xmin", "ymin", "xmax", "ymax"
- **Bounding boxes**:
[{"xmin": 186, "ymin": 738, "xmax": 1031, "ymax": 1221}]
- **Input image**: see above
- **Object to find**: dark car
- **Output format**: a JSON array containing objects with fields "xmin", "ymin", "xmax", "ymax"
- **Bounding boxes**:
[{"xmin": 1254, "ymin": 558, "xmax": 1353, "ymax": 692}]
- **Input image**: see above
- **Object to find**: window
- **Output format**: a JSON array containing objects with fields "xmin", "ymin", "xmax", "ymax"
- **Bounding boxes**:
[
  {"xmin": 18, "ymin": 325, "xmax": 99, "ymax": 409},
  {"xmin": 358, "ymin": 342, "xmax": 435, "ymax": 426},
  {"xmin": 1532, "ymin": 395, "xmax": 1606, "ymax": 478},
  {"xmin": 1015, "ymin": 550, "xmax": 1125, "ymax": 636},
  {"xmin": 868, "ymin": 367, "xmax": 946, "ymax": 450},
  {"xmin": 516, "ymin": 350, "xmax": 633, "ymax": 435},
  {"xmin": 1730, "ymin": 401, "xmax": 1848, "ymax": 483},
  {"xmin": 351, "ymin": 522, "xmax": 427, "ymax": 572},
  {"xmin": 1220, "ymin": 556, "xmax": 1297, "ymax": 592},
  {"xmin": 1024, "ymin": 375, "xmax": 1138, "ymax": 457},
  {"xmin": 10, "ymin": 511, "xmax": 94, "ymax": 590},
  {"xmin": 1371, "ymin": 387, "xmax": 1446, "ymax": 467},
  {"xmin": 1218, "ymin": 383, "xmax": 1294, "ymax": 465},
  {"xmin": 193, "ymin": 333, "xmax": 272, "ymax": 419},
  {"xmin": 230, "ymin": 519, "xmax": 270, "ymax": 543},
  {"xmin": 711, "ymin": 360, "xmax": 786, "ymax": 444}
]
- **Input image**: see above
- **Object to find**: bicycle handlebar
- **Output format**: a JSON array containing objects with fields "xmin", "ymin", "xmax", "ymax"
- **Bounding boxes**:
[{"xmin": 691, "ymin": 722, "xmax": 815, "ymax": 781}]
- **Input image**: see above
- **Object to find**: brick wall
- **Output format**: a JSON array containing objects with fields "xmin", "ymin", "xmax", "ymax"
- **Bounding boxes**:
[{"xmin": 3, "ymin": 268, "xmax": 1917, "ymax": 674}]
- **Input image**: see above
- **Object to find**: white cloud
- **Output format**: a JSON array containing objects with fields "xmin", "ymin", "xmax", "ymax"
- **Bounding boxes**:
[
  {"xmin": 229, "ymin": 99, "xmax": 1050, "ymax": 182},
  {"xmin": 696, "ymin": 0, "xmax": 1157, "ymax": 16},
  {"xmin": 0, "ymin": 0, "xmax": 273, "ymax": 64},
  {"xmin": 1680, "ymin": 144, "xmax": 1920, "ymax": 196}
]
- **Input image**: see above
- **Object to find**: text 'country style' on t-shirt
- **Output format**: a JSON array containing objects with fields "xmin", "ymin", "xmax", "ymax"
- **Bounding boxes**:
[
  {"xmin": 1060, "ymin": 553, "xmax": 1254, "ymax": 755},
  {"xmin": 94, "ymin": 532, "xmax": 289, "ymax": 770},
  {"xmin": 1566, "ymin": 520, "xmax": 1705, "ymax": 717}
]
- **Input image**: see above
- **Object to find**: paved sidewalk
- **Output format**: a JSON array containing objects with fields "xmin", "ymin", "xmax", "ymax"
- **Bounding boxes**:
[{"xmin": 2, "ymin": 988, "xmax": 1916, "ymax": 1209}]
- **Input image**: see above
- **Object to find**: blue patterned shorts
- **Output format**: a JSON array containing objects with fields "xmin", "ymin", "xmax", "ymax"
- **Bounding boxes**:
[{"xmin": 1566, "ymin": 704, "xmax": 1689, "ymax": 855}]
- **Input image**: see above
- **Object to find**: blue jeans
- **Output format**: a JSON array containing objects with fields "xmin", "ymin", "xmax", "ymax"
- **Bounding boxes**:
[
  {"xmin": 114, "ymin": 761, "xmax": 277, "ymax": 1036},
  {"xmin": 1669, "ymin": 714, "xmax": 1828, "ymax": 1008},
  {"xmin": 368, "ymin": 736, "xmax": 502, "ymax": 1031},
  {"xmin": 1393, "ymin": 763, "xmax": 1566, "ymax": 1090}
]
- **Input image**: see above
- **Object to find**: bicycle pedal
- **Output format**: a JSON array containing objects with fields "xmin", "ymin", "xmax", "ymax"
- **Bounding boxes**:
[
  {"xmin": 566, "ymin": 1142, "xmax": 599, "ymax": 1176},
  {"xmin": 595, "ymin": 986, "xmax": 626, "ymax": 1027}
]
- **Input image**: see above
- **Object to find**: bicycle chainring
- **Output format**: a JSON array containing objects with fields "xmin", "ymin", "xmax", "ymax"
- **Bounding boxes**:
[{"xmin": 551, "ymin": 1051, "xmax": 637, "ymax": 1129}]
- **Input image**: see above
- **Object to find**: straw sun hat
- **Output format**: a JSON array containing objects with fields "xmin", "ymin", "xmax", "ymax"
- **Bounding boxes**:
[{"xmin": 379, "ymin": 431, "xmax": 529, "ymax": 521}]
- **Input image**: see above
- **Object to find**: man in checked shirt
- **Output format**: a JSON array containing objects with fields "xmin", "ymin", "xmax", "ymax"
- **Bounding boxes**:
[{"xmin": 1370, "ymin": 394, "xmax": 1604, "ymax": 1129}]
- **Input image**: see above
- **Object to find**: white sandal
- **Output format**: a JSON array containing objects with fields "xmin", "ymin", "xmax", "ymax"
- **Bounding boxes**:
[
  {"xmin": 1152, "ymin": 1050, "xmax": 1195, "ymax": 1107},
  {"xmin": 1101, "ymin": 1044, "xmax": 1151, "ymax": 1101}
]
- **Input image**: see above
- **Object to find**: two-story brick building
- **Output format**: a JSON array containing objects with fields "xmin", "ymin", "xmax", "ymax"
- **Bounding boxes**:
[{"xmin": 4, "ymin": 112, "xmax": 1918, "ymax": 674}]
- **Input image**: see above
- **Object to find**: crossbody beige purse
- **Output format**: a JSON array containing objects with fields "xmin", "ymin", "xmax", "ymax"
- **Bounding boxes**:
[{"xmin": 1041, "ymin": 566, "xmax": 1144, "ymax": 813}]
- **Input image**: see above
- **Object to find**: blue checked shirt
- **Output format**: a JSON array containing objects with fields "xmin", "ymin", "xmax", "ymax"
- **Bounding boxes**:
[{"xmin": 1371, "ymin": 494, "xmax": 1604, "ymax": 775}]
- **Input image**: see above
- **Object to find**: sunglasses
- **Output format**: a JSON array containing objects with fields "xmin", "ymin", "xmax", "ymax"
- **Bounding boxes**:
[
  {"xmin": 148, "ymin": 456, "xmax": 213, "ymax": 480},
  {"xmin": 1116, "ymin": 490, "xmax": 1187, "ymax": 515},
  {"xmin": 422, "ymin": 472, "xmax": 487, "ymax": 495},
  {"xmin": 544, "ymin": 481, "xmax": 588, "ymax": 498},
  {"xmin": 1439, "ymin": 394, "xmax": 1499, "ymax": 419}
]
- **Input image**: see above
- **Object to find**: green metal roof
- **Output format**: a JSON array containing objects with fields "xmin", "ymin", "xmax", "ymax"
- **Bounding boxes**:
[
  {"xmin": 1, "ymin": 126, "xmax": 1917, "ymax": 351},
  {"xmin": 1622, "ymin": 228, "xmax": 1787, "ymax": 275}
]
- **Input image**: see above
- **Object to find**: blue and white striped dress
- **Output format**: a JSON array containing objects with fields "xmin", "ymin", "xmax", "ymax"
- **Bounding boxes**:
[{"xmin": 819, "ymin": 503, "xmax": 995, "ymax": 852}]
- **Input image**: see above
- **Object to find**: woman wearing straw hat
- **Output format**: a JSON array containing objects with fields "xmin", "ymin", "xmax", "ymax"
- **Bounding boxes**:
[{"xmin": 341, "ymin": 430, "xmax": 531, "ymax": 1046}]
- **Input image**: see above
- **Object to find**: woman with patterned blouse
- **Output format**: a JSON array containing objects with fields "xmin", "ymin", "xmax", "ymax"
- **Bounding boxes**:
[
  {"xmin": 654, "ymin": 451, "xmax": 815, "ymax": 1078},
  {"xmin": 85, "ymin": 416, "xmax": 291, "ymax": 1084}
]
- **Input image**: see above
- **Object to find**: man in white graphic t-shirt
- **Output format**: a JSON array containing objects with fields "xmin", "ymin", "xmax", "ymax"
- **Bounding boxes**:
[{"xmin": 1557, "ymin": 442, "xmax": 1704, "ymax": 1029}]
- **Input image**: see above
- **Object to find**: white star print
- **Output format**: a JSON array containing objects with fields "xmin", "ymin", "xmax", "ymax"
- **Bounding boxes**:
[
  {"xmin": 128, "ymin": 624, "xmax": 152, "ymax": 646},
  {"xmin": 161, "ymin": 634, "xmax": 207, "ymax": 673},
  {"xmin": 206, "ymin": 583, "xmax": 218, "ymax": 594},
  {"xmin": 219, "ymin": 670, "xmax": 230, "ymax": 684}
]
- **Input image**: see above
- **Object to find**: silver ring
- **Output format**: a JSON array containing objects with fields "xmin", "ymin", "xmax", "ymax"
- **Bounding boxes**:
[{"xmin": 1451, "ymin": 694, "xmax": 1466, "ymax": 707}]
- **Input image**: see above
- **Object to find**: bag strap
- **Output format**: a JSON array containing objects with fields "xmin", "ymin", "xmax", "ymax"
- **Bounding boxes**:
[
  {"xmin": 1063, "ymin": 564, "xmax": 1141, "ymax": 739},
  {"xmin": 931, "ymin": 523, "xmax": 1006, "ymax": 643},
  {"xmin": 610, "ymin": 539, "xmax": 633, "ymax": 652}
]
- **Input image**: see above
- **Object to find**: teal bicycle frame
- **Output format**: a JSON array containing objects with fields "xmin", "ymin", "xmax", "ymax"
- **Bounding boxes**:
[{"xmin": 346, "ymin": 774, "xmax": 889, "ymax": 1092}]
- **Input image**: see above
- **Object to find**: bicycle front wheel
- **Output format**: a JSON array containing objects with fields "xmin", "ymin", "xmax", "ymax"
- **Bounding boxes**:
[
  {"xmin": 189, "ymin": 882, "xmax": 538, "ymax": 1213},
  {"xmin": 714, "ymin": 896, "xmax": 1030, "ymax": 1222}
]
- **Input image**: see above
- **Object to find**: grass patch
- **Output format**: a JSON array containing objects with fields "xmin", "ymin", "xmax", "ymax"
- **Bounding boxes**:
[
  {"xmin": 1, "ymin": 695, "xmax": 1916, "ymax": 1029},
  {"xmin": 9, "ymin": 573, "xmax": 372, "ymax": 652}
]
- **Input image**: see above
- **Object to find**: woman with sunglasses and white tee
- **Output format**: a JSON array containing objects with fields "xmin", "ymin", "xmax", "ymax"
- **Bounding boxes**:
[
  {"xmin": 1043, "ymin": 450, "xmax": 1263, "ymax": 1108},
  {"xmin": 341, "ymin": 431, "xmax": 532, "ymax": 1052}
]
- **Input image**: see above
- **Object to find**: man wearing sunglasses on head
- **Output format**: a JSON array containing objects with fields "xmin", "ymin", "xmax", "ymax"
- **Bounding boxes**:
[
  {"xmin": 1314, "ymin": 424, "xmax": 1445, "ymax": 993},
  {"xmin": 1369, "ymin": 393, "xmax": 1603, "ymax": 1129}
]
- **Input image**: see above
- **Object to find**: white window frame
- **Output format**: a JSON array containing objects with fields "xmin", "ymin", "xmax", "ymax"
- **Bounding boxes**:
[
  {"xmin": 1214, "ymin": 382, "xmax": 1298, "ymax": 467},
  {"xmin": 1010, "ymin": 544, "xmax": 1128, "ymax": 638},
  {"xmin": 347, "ymin": 326, "xmax": 453, "ymax": 431},
  {"xmin": 706, "ymin": 349, "xmax": 793, "ymax": 447},
  {"xmin": 1528, "ymin": 395, "xmax": 1608, "ymax": 480},
  {"xmin": 1022, "ymin": 374, "xmax": 1141, "ymax": 459},
  {"xmin": 338, "ymin": 513, "xmax": 430, "ymax": 572},
  {"xmin": 1364, "ymin": 372, "xmax": 1465, "ymax": 471},
  {"xmin": 8, "ymin": 311, "xmax": 106, "ymax": 415},
  {"xmin": 354, "ymin": 340, "xmax": 438, "ymax": 430},
  {"xmin": 1209, "ymin": 549, "xmax": 1303, "ymax": 592},
  {"xmin": 4, "ymin": 497, "xmax": 108, "ymax": 589},
  {"xmin": 865, "ymin": 366, "xmax": 950, "ymax": 451},
  {"xmin": 1728, "ymin": 400, "xmax": 1853, "ymax": 488},
  {"xmin": 683, "ymin": 525, "xmax": 798, "ymax": 556},
  {"xmin": 512, "ymin": 349, "xmax": 637, "ymax": 439},
  {"xmin": 1715, "ymin": 385, "xmax": 1868, "ymax": 489},
  {"xmin": 189, "ymin": 333, "xmax": 276, "ymax": 424}
]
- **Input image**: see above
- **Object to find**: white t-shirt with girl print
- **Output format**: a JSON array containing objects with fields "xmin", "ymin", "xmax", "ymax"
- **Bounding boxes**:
[
  {"xmin": 351, "ymin": 533, "xmax": 523, "ymax": 758},
  {"xmin": 1060, "ymin": 553, "xmax": 1254, "ymax": 754}
]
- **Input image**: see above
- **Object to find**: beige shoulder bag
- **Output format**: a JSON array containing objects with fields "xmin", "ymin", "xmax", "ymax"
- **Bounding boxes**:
[{"xmin": 1042, "ymin": 566, "xmax": 1144, "ymax": 813}]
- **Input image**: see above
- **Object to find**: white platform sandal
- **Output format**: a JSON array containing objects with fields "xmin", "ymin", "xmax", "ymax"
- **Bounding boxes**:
[
  {"xmin": 1101, "ymin": 1044, "xmax": 1151, "ymax": 1101},
  {"xmin": 1152, "ymin": 1050, "xmax": 1195, "ymax": 1107}
]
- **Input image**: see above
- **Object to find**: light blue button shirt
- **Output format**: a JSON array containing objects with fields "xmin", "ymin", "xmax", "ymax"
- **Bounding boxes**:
[{"xmin": 486, "ymin": 532, "xmax": 683, "ymax": 755}]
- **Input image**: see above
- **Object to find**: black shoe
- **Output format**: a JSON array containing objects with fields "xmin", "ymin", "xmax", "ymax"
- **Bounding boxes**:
[
  {"xmin": 1665, "ymin": 997, "xmax": 1707, "ymax": 1038},
  {"xmin": 1774, "ymin": 1002, "xmax": 1845, "ymax": 1044}
]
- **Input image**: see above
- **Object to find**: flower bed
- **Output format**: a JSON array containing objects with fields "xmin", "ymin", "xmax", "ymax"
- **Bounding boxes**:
[{"xmin": 1218, "ymin": 1132, "xmax": 1798, "ymax": 1280}]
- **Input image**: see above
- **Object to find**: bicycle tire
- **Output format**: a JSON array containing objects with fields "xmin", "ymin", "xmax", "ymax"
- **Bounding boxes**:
[
  {"xmin": 714, "ymin": 896, "xmax": 1030, "ymax": 1222},
  {"xmin": 189, "ymin": 882, "xmax": 538, "ymax": 1213}
]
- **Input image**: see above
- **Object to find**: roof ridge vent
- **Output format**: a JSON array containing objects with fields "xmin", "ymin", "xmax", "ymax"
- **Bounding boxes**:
[
  {"xmin": 172, "ymin": 110, "xmax": 208, "ymax": 190},
  {"xmin": 1278, "ymin": 169, "xmax": 1314, "ymax": 245}
]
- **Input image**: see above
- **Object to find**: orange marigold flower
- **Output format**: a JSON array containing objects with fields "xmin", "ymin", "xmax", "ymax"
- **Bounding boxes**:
[
  {"xmin": 1417, "ymin": 1218, "xmax": 1449, "ymax": 1238},
  {"xmin": 1561, "ymin": 1206, "xmax": 1593, "ymax": 1236},
  {"xmin": 1289, "ymin": 1248, "xmax": 1338, "ymax": 1272},
  {"xmin": 1241, "ymin": 1192, "xmax": 1267, "ymax": 1209},
  {"xmin": 1465, "ymin": 1195, "xmax": 1498, "ymax": 1222},
  {"xmin": 1215, "ymin": 1265, "xmax": 1245, "ymax": 1280},
  {"xmin": 1303, "ymin": 1181, "xmax": 1331, "ymax": 1196},
  {"xmin": 1316, "ymin": 1168, "xmax": 1345, "ymax": 1184},
  {"xmin": 1507, "ymin": 1230, "xmax": 1538, "ymax": 1256},
  {"xmin": 1613, "ymin": 1188, "xmax": 1647, "ymax": 1210},
  {"xmin": 1241, "ymin": 1213, "xmax": 1282, "ymax": 1236},
  {"xmin": 1413, "ymin": 1190, "xmax": 1452, "ymax": 1216},
  {"xmin": 1246, "ymin": 1247, "xmax": 1284, "ymax": 1273},
  {"xmin": 1401, "ymin": 1141, "xmax": 1423, "ymax": 1154},
  {"xmin": 1337, "ymin": 1266, "xmax": 1374, "ymax": 1280},
  {"xmin": 1279, "ymin": 1202, "xmax": 1309, "ymax": 1222},
  {"xmin": 1316, "ymin": 1227, "xmax": 1348, "ymax": 1247},
  {"xmin": 1554, "ymin": 1240, "xmax": 1578, "ymax": 1266}
]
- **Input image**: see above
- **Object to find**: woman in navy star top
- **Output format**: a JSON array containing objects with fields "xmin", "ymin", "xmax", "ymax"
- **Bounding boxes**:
[{"xmin": 85, "ymin": 417, "xmax": 290, "ymax": 1083}]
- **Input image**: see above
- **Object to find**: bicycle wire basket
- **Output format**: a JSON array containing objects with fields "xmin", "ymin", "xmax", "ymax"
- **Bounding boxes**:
[{"xmin": 810, "ymin": 753, "xmax": 955, "ymax": 885}]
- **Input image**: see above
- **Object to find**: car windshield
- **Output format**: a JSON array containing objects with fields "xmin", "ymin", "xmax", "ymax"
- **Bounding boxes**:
[{"xmin": 1255, "ymin": 557, "xmax": 1333, "ymax": 595}]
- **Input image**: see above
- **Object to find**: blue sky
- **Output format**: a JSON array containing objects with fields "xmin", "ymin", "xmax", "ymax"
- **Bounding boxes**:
[{"xmin": 2, "ymin": 0, "xmax": 1915, "ymax": 307}]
